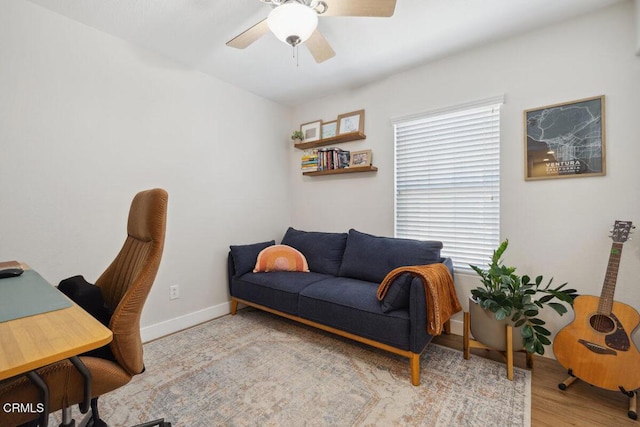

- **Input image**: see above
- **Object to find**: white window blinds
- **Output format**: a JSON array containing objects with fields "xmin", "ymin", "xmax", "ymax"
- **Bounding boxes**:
[{"xmin": 393, "ymin": 98, "xmax": 502, "ymax": 272}]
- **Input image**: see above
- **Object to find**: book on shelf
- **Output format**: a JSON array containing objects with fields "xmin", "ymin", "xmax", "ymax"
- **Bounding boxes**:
[
  {"xmin": 314, "ymin": 147, "xmax": 351, "ymax": 172},
  {"xmin": 301, "ymin": 150, "xmax": 319, "ymax": 172}
]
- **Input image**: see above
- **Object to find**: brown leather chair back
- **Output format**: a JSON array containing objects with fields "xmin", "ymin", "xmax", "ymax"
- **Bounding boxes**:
[{"xmin": 95, "ymin": 188, "xmax": 168, "ymax": 375}]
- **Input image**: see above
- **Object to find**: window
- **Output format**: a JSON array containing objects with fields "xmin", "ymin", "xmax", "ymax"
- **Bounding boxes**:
[{"xmin": 393, "ymin": 97, "xmax": 502, "ymax": 272}]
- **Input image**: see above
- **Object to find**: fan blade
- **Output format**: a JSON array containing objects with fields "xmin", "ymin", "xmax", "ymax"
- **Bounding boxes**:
[
  {"xmin": 305, "ymin": 29, "xmax": 335, "ymax": 63},
  {"xmin": 321, "ymin": 0, "xmax": 397, "ymax": 17},
  {"xmin": 226, "ymin": 19, "xmax": 269, "ymax": 49}
]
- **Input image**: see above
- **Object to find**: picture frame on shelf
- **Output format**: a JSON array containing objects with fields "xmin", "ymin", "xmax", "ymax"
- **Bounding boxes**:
[
  {"xmin": 300, "ymin": 120, "xmax": 322, "ymax": 142},
  {"xmin": 321, "ymin": 120, "xmax": 337, "ymax": 139},
  {"xmin": 337, "ymin": 109, "xmax": 365, "ymax": 135},
  {"xmin": 349, "ymin": 149, "xmax": 372, "ymax": 167},
  {"xmin": 524, "ymin": 95, "xmax": 605, "ymax": 180}
]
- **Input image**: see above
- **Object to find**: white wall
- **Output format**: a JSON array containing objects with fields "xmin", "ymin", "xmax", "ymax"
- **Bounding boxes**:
[
  {"xmin": 291, "ymin": 1, "xmax": 640, "ymax": 353},
  {"xmin": 0, "ymin": 1, "xmax": 292, "ymax": 339},
  {"xmin": 2, "ymin": 0, "xmax": 638, "ymax": 355},
  {"xmin": 636, "ymin": 0, "xmax": 640, "ymax": 54}
]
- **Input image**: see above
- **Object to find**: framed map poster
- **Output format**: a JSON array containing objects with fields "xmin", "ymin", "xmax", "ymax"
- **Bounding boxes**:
[{"xmin": 524, "ymin": 95, "xmax": 605, "ymax": 180}]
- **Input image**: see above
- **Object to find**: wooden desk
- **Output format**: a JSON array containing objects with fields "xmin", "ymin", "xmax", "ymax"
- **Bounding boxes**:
[{"xmin": 0, "ymin": 269, "xmax": 112, "ymax": 381}]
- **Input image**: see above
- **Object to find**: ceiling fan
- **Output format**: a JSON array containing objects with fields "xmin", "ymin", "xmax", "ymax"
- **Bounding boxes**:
[{"xmin": 226, "ymin": 0, "xmax": 397, "ymax": 63}]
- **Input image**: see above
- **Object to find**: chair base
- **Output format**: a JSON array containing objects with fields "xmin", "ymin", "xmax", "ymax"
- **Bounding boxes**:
[
  {"xmin": 61, "ymin": 398, "xmax": 171, "ymax": 427},
  {"xmin": 132, "ymin": 420, "xmax": 172, "ymax": 427},
  {"xmin": 70, "ymin": 416, "xmax": 170, "ymax": 427},
  {"xmin": 462, "ymin": 311, "xmax": 533, "ymax": 380},
  {"xmin": 64, "ymin": 414, "xmax": 171, "ymax": 427}
]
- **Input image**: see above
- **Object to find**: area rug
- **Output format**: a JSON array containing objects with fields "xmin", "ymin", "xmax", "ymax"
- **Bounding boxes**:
[{"xmin": 56, "ymin": 309, "xmax": 531, "ymax": 426}]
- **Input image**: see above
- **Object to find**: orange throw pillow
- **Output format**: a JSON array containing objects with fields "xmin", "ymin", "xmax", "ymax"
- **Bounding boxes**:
[{"xmin": 253, "ymin": 245, "xmax": 310, "ymax": 273}]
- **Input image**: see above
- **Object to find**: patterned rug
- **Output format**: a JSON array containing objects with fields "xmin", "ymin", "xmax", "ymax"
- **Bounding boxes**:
[{"xmin": 56, "ymin": 309, "xmax": 531, "ymax": 426}]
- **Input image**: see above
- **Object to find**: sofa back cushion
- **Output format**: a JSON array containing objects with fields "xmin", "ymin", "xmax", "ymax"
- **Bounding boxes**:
[
  {"xmin": 338, "ymin": 229, "xmax": 443, "ymax": 283},
  {"xmin": 281, "ymin": 227, "xmax": 348, "ymax": 276},
  {"xmin": 229, "ymin": 240, "xmax": 275, "ymax": 276}
]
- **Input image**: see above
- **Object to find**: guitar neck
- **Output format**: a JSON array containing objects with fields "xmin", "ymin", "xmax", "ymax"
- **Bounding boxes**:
[{"xmin": 598, "ymin": 242, "xmax": 623, "ymax": 315}]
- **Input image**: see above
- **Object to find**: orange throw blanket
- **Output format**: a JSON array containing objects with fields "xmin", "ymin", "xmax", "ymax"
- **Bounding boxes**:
[{"xmin": 377, "ymin": 264, "xmax": 462, "ymax": 335}]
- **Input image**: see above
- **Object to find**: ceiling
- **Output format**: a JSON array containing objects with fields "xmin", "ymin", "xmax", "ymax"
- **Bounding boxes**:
[{"xmin": 27, "ymin": 0, "xmax": 623, "ymax": 106}]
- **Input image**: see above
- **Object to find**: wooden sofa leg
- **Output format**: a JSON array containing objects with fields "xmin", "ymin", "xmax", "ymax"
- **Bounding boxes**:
[
  {"xmin": 230, "ymin": 298, "xmax": 238, "ymax": 315},
  {"xmin": 443, "ymin": 319, "xmax": 451, "ymax": 335},
  {"xmin": 410, "ymin": 353, "xmax": 420, "ymax": 386}
]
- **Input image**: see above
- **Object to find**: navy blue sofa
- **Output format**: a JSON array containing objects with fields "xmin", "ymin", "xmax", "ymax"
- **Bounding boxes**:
[{"xmin": 227, "ymin": 227, "xmax": 455, "ymax": 386}]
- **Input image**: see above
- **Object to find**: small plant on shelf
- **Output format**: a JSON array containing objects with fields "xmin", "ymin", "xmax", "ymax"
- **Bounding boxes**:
[{"xmin": 291, "ymin": 130, "xmax": 304, "ymax": 143}]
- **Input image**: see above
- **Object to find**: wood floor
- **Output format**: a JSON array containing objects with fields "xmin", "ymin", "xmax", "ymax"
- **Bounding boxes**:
[{"xmin": 433, "ymin": 333, "xmax": 638, "ymax": 426}]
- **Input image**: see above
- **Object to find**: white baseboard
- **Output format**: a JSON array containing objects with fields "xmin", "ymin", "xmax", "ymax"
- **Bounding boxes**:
[
  {"xmin": 140, "ymin": 301, "xmax": 231, "ymax": 343},
  {"xmin": 449, "ymin": 318, "xmax": 463, "ymax": 336}
]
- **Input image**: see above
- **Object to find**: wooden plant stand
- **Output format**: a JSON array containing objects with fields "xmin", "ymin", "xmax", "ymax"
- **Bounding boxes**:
[{"xmin": 462, "ymin": 311, "xmax": 533, "ymax": 380}]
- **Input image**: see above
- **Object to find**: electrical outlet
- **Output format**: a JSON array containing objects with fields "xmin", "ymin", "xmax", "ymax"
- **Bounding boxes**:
[{"xmin": 169, "ymin": 284, "xmax": 180, "ymax": 300}]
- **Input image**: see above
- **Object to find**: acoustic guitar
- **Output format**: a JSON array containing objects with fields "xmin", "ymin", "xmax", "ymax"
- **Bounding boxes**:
[{"xmin": 553, "ymin": 220, "xmax": 640, "ymax": 392}]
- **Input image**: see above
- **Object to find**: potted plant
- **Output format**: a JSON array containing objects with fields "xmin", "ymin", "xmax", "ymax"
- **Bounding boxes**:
[
  {"xmin": 469, "ymin": 239, "xmax": 577, "ymax": 355},
  {"xmin": 291, "ymin": 130, "xmax": 304, "ymax": 144}
]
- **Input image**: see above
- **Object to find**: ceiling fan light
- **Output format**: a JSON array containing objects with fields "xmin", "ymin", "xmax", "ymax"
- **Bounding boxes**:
[{"xmin": 267, "ymin": 3, "xmax": 318, "ymax": 46}]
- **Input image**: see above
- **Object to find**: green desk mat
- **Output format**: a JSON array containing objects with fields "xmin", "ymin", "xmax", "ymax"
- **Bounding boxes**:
[{"xmin": 0, "ymin": 269, "xmax": 72, "ymax": 323}]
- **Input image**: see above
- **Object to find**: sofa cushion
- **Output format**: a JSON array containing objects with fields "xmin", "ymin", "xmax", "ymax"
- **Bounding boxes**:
[
  {"xmin": 281, "ymin": 227, "xmax": 347, "ymax": 276},
  {"xmin": 338, "ymin": 229, "xmax": 443, "ymax": 283},
  {"xmin": 229, "ymin": 240, "xmax": 275, "ymax": 276},
  {"xmin": 254, "ymin": 245, "xmax": 309, "ymax": 273},
  {"xmin": 380, "ymin": 273, "xmax": 414, "ymax": 313},
  {"xmin": 230, "ymin": 272, "xmax": 331, "ymax": 315},
  {"xmin": 298, "ymin": 277, "xmax": 412, "ymax": 350}
]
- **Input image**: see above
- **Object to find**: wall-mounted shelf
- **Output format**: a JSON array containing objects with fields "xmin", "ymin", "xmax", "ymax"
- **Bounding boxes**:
[
  {"xmin": 302, "ymin": 165, "xmax": 378, "ymax": 176},
  {"xmin": 294, "ymin": 132, "xmax": 366, "ymax": 150}
]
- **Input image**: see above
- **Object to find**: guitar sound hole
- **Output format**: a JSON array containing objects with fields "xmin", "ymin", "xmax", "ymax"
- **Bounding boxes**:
[{"xmin": 590, "ymin": 314, "xmax": 615, "ymax": 333}]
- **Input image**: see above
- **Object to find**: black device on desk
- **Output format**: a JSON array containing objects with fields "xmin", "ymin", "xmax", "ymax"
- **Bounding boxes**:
[{"xmin": 0, "ymin": 260, "xmax": 24, "ymax": 278}]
